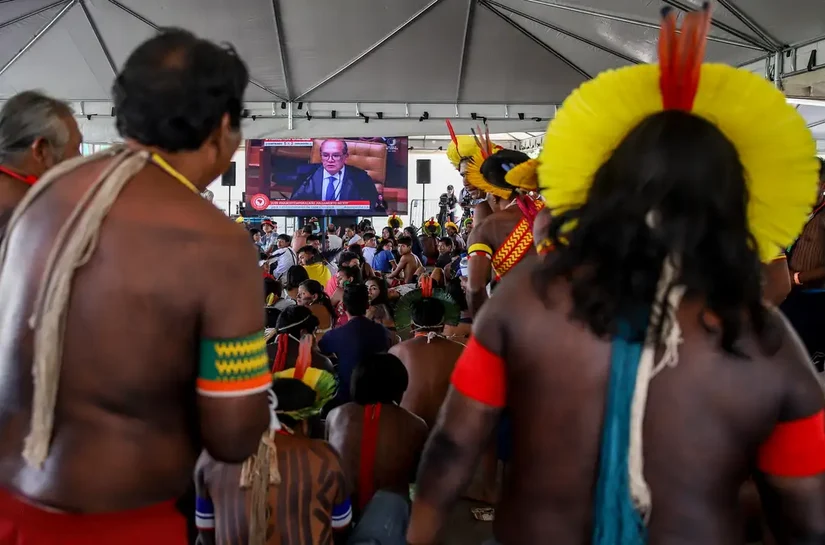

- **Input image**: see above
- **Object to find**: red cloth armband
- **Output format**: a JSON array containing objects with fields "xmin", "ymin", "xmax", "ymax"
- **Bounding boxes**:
[
  {"xmin": 450, "ymin": 337, "xmax": 506, "ymax": 408},
  {"xmin": 757, "ymin": 410, "xmax": 825, "ymax": 477}
]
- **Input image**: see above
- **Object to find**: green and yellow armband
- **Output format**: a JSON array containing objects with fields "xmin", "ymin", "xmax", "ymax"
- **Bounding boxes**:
[{"xmin": 197, "ymin": 331, "xmax": 271, "ymax": 397}]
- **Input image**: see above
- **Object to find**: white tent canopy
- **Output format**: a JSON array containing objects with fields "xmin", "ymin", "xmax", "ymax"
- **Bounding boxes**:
[{"xmin": 1, "ymin": 0, "xmax": 824, "ymax": 144}]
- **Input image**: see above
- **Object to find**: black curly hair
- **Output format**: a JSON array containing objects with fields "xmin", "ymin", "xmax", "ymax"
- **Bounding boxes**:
[
  {"xmin": 113, "ymin": 28, "xmax": 248, "ymax": 151},
  {"xmin": 533, "ymin": 110, "xmax": 769, "ymax": 355}
]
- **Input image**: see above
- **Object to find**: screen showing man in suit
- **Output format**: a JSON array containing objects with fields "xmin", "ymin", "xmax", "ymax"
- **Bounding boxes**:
[{"xmin": 244, "ymin": 137, "xmax": 408, "ymax": 217}]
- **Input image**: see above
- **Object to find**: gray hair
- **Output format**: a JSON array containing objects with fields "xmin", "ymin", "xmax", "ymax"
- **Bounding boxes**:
[{"xmin": 0, "ymin": 90, "xmax": 74, "ymax": 165}]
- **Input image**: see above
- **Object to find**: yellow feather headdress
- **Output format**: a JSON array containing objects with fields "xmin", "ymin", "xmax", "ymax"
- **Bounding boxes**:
[
  {"xmin": 537, "ymin": 8, "xmax": 818, "ymax": 263},
  {"xmin": 465, "ymin": 149, "xmax": 539, "ymax": 200}
]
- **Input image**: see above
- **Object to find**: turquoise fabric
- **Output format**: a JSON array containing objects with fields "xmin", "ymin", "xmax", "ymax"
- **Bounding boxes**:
[{"xmin": 592, "ymin": 318, "xmax": 648, "ymax": 545}]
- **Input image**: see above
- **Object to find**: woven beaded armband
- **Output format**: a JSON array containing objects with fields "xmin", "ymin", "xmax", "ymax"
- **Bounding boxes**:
[{"xmin": 197, "ymin": 332, "xmax": 271, "ymax": 397}]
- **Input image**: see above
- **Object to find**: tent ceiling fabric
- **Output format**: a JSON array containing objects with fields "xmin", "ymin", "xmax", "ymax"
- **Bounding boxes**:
[{"xmin": 0, "ymin": 0, "xmax": 822, "ymax": 104}]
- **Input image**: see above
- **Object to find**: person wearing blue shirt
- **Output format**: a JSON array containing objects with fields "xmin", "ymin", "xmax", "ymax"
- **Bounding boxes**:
[
  {"xmin": 319, "ymin": 283, "xmax": 391, "ymax": 407},
  {"xmin": 371, "ymin": 238, "xmax": 397, "ymax": 274}
]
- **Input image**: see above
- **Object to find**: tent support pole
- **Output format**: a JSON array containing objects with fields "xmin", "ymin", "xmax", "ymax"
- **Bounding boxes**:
[
  {"xmin": 486, "ymin": 0, "xmax": 642, "ymax": 65},
  {"xmin": 455, "ymin": 0, "xmax": 475, "ymax": 103},
  {"xmin": 79, "ymin": 0, "xmax": 116, "ymax": 75},
  {"xmin": 0, "ymin": 0, "xmax": 76, "ymax": 80},
  {"xmin": 773, "ymin": 51, "xmax": 782, "ymax": 89},
  {"xmin": 294, "ymin": 0, "xmax": 445, "ymax": 101},
  {"xmin": 270, "ymin": 0, "xmax": 291, "ymax": 100},
  {"xmin": 808, "ymin": 118, "xmax": 825, "ymax": 129},
  {"xmin": 0, "ymin": 0, "xmax": 67, "ymax": 32},
  {"xmin": 659, "ymin": 0, "xmax": 772, "ymax": 50},
  {"xmin": 106, "ymin": 0, "xmax": 289, "ymax": 101},
  {"xmin": 521, "ymin": 0, "xmax": 764, "ymax": 51},
  {"xmin": 480, "ymin": 0, "xmax": 591, "ymax": 80},
  {"xmin": 287, "ymin": 102, "xmax": 293, "ymax": 130},
  {"xmin": 716, "ymin": 0, "xmax": 782, "ymax": 51}
]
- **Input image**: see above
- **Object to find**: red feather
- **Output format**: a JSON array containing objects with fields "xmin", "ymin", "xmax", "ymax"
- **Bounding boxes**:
[
  {"xmin": 420, "ymin": 275, "xmax": 433, "ymax": 298},
  {"xmin": 659, "ymin": 3, "xmax": 711, "ymax": 111},
  {"xmin": 294, "ymin": 334, "xmax": 312, "ymax": 380},
  {"xmin": 484, "ymin": 122, "xmax": 492, "ymax": 156},
  {"xmin": 445, "ymin": 120, "xmax": 459, "ymax": 148},
  {"xmin": 272, "ymin": 334, "xmax": 288, "ymax": 373}
]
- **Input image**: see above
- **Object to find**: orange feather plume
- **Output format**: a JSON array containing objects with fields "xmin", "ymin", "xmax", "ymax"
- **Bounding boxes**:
[
  {"xmin": 294, "ymin": 334, "xmax": 313, "ymax": 381},
  {"xmin": 445, "ymin": 120, "xmax": 459, "ymax": 148},
  {"xmin": 420, "ymin": 275, "xmax": 433, "ymax": 298},
  {"xmin": 659, "ymin": 3, "xmax": 712, "ymax": 111}
]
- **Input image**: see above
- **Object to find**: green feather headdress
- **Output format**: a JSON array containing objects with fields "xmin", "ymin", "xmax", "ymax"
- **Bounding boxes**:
[{"xmin": 394, "ymin": 276, "xmax": 461, "ymax": 331}]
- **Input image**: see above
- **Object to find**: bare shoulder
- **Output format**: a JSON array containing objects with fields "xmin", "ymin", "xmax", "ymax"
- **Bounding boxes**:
[
  {"xmin": 400, "ymin": 406, "xmax": 429, "ymax": 435},
  {"xmin": 389, "ymin": 340, "xmax": 406, "ymax": 358},
  {"xmin": 467, "ymin": 214, "xmax": 495, "ymax": 247},
  {"xmin": 326, "ymin": 403, "xmax": 357, "ymax": 427}
]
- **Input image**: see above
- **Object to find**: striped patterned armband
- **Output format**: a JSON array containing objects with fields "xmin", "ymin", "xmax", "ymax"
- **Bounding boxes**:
[
  {"xmin": 468, "ymin": 242, "xmax": 493, "ymax": 260},
  {"xmin": 197, "ymin": 331, "xmax": 271, "ymax": 397},
  {"xmin": 195, "ymin": 496, "xmax": 215, "ymax": 531},
  {"xmin": 331, "ymin": 497, "xmax": 353, "ymax": 529}
]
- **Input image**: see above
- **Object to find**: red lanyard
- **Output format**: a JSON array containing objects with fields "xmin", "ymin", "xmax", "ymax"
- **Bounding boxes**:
[
  {"xmin": 811, "ymin": 201, "xmax": 825, "ymax": 220},
  {"xmin": 0, "ymin": 166, "xmax": 36, "ymax": 186}
]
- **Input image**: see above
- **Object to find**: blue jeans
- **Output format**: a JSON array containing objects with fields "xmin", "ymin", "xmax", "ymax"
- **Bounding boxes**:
[{"xmin": 347, "ymin": 491, "xmax": 409, "ymax": 545}]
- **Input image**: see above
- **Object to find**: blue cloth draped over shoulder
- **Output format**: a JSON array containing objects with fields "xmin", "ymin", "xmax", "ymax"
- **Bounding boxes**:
[{"xmin": 592, "ymin": 316, "xmax": 649, "ymax": 545}]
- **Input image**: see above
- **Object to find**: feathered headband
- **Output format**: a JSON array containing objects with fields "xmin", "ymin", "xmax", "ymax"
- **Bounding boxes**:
[
  {"xmin": 537, "ymin": 3, "xmax": 818, "ymax": 263},
  {"xmin": 394, "ymin": 276, "xmax": 461, "ymax": 331},
  {"xmin": 461, "ymin": 122, "xmax": 539, "ymax": 200},
  {"xmin": 272, "ymin": 334, "xmax": 336, "ymax": 421},
  {"xmin": 445, "ymin": 120, "xmax": 480, "ymax": 170},
  {"xmin": 387, "ymin": 214, "xmax": 403, "ymax": 229},
  {"xmin": 423, "ymin": 217, "xmax": 440, "ymax": 235},
  {"xmin": 444, "ymin": 221, "xmax": 459, "ymax": 232}
]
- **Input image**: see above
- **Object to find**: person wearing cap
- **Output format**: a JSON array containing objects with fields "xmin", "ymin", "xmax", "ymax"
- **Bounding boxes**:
[
  {"xmin": 437, "ymin": 184, "xmax": 458, "ymax": 229},
  {"xmin": 260, "ymin": 219, "xmax": 277, "ymax": 254}
]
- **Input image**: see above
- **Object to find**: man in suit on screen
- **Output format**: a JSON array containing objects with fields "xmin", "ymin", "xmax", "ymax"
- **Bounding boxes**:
[{"xmin": 291, "ymin": 139, "xmax": 380, "ymax": 212}]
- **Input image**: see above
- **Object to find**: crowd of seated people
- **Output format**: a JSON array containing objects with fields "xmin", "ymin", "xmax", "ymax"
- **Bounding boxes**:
[
  {"xmin": 192, "ymin": 276, "xmax": 446, "ymax": 544},
  {"xmin": 254, "ymin": 219, "xmax": 472, "ymax": 347},
  {"xmin": 187, "ymin": 219, "xmax": 475, "ymax": 544}
]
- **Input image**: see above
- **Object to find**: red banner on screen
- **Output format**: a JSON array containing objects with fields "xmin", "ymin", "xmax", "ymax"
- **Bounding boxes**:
[{"xmin": 264, "ymin": 200, "xmax": 371, "ymax": 211}]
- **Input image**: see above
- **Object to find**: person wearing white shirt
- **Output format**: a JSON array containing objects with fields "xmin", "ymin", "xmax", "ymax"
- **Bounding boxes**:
[
  {"xmin": 270, "ymin": 234, "xmax": 297, "ymax": 282},
  {"xmin": 361, "ymin": 232, "xmax": 377, "ymax": 265},
  {"xmin": 327, "ymin": 224, "xmax": 343, "ymax": 251}
]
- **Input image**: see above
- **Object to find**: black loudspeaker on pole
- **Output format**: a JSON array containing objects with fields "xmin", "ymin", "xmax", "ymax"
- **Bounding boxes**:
[
  {"xmin": 221, "ymin": 162, "xmax": 236, "ymax": 186},
  {"xmin": 416, "ymin": 159, "xmax": 431, "ymax": 228},
  {"xmin": 416, "ymin": 159, "xmax": 431, "ymax": 185}
]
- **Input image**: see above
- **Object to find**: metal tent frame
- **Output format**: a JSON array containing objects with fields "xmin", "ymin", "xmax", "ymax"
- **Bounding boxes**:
[{"xmin": 1, "ymin": 0, "xmax": 824, "ymax": 143}]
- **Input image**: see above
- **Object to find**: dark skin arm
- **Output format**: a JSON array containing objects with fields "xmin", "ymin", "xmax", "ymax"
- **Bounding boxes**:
[
  {"xmin": 764, "ymin": 257, "xmax": 791, "ymax": 306},
  {"xmin": 466, "ymin": 220, "xmax": 494, "ymax": 317},
  {"xmin": 388, "ymin": 254, "xmax": 411, "ymax": 280},
  {"xmin": 198, "ymin": 227, "xmax": 271, "ymax": 463},
  {"xmin": 754, "ymin": 312, "xmax": 825, "ymax": 545},
  {"xmin": 407, "ymin": 304, "xmax": 504, "ymax": 545}
]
